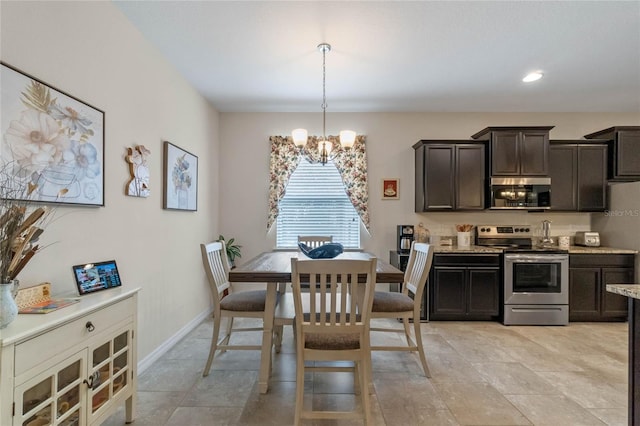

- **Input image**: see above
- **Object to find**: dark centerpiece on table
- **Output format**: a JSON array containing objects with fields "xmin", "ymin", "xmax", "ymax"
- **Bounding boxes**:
[{"xmin": 298, "ymin": 242, "xmax": 344, "ymax": 259}]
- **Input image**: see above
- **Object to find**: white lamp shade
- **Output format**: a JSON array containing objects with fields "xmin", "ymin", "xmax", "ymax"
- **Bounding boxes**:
[
  {"xmin": 318, "ymin": 140, "xmax": 332, "ymax": 155},
  {"xmin": 292, "ymin": 129, "xmax": 308, "ymax": 147},
  {"xmin": 339, "ymin": 130, "xmax": 356, "ymax": 148}
]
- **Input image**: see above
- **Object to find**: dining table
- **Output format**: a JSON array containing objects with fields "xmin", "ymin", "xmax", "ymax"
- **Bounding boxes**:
[{"xmin": 228, "ymin": 250, "xmax": 405, "ymax": 394}]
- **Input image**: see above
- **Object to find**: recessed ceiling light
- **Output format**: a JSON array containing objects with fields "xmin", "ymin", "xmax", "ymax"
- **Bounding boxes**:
[{"xmin": 523, "ymin": 71, "xmax": 543, "ymax": 83}]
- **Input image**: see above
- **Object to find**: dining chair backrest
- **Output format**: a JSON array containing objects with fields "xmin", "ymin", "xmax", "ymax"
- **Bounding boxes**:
[
  {"xmin": 200, "ymin": 240, "xmax": 232, "ymax": 306},
  {"xmin": 297, "ymin": 235, "xmax": 333, "ymax": 249},
  {"xmin": 291, "ymin": 258, "xmax": 377, "ymax": 337},
  {"xmin": 402, "ymin": 242, "xmax": 434, "ymax": 304}
]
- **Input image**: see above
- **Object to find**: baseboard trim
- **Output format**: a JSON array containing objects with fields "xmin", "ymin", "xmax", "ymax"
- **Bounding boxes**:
[{"xmin": 137, "ymin": 307, "xmax": 212, "ymax": 374}]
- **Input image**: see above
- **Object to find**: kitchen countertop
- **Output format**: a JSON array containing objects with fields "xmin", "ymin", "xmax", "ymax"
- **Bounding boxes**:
[
  {"xmin": 606, "ymin": 284, "xmax": 640, "ymax": 300},
  {"xmin": 429, "ymin": 245, "xmax": 637, "ymax": 254},
  {"xmin": 433, "ymin": 245, "xmax": 504, "ymax": 254},
  {"xmin": 567, "ymin": 245, "xmax": 638, "ymax": 254}
]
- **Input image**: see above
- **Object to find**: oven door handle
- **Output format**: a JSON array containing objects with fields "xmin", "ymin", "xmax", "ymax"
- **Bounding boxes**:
[{"xmin": 504, "ymin": 254, "xmax": 568, "ymax": 262}]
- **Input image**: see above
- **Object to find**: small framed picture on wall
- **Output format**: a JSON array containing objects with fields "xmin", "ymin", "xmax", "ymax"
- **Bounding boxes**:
[
  {"xmin": 163, "ymin": 141, "xmax": 198, "ymax": 211},
  {"xmin": 382, "ymin": 178, "xmax": 399, "ymax": 200}
]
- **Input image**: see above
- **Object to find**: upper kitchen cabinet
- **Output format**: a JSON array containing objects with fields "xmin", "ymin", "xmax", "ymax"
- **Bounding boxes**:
[
  {"xmin": 549, "ymin": 141, "xmax": 608, "ymax": 211},
  {"xmin": 584, "ymin": 126, "xmax": 640, "ymax": 181},
  {"xmin": 471, "ymin": 126, "xmax": 554, "ymax": 176},
  {"xmin": 413, "ymin": 140, "xmax": 486, "ymax": 211}
]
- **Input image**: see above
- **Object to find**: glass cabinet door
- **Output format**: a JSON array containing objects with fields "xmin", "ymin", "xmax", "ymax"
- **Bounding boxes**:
[
  {"xmin": 87, "ymin": 326, "xmax": 132, "ymax": 422},
  {"xmin": 15, "ymin": 351, "xmax": 85, "ymax": 426}
]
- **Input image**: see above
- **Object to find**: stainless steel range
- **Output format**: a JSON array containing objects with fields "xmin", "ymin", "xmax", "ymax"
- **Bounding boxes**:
[{"xmin": 476, "ymin": 225, "xmax": 569, "ymax": 326}]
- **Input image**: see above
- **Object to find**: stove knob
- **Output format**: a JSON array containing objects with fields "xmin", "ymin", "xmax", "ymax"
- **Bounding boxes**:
[
  {"xmin": 525, "ymin": 228, "xmax": 530, "ymax": 232},
  {"xmin": 515, "ymin": 228, "xmax": 521, "ymax": 232}
]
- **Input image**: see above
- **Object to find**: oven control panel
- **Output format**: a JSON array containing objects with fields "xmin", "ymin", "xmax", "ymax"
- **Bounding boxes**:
[{"xmin": 477, "ymin": 225, "xmax": 532, "ymax": 238}]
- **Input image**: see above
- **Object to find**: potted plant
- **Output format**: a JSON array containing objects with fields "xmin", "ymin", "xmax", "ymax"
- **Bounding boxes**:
[{"xmin": 218, "ymin": 234, "xmax": 241, "ymax": 268}]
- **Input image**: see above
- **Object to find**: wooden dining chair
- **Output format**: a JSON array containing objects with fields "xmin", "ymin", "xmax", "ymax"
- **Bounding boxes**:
[
  {"xmin": 370, "ymin": 242, "xmax": 434, "ymax": 377},
  {"xmin": 200, "ymin": 241, "xmax": 268, "ymax": 377},
  {"xmin": 291, "ymin": 257, "xmax": 377, "ymax": 425},
  {"xmin": 297, "ymin": 235, "xmax": 333, "ymax": 249}
]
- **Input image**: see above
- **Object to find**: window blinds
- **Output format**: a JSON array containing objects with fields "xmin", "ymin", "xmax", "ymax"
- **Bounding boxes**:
[{"xmin": 276, "ymin": 159, "xmax": 360, "ymax": 249}]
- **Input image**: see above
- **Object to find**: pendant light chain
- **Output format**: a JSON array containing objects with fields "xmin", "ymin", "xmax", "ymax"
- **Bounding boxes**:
[
  {"xmin": 291, "ymin": 42, "xmax": 356, "ymax": 165},
  {"xmin": 321, "ymin": 44, "xmax": 327, "ymax": 143}
]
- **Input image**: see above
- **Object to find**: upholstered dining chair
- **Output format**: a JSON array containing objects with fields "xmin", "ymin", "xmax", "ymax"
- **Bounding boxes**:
[
  {"xmin": 200, "ymin": 241, "xmax": 269, "ymax": 377},
  {"xmin": 297, "ymin": 235, "xmax": 333, "ymax": 249},
  {"xmin": 291, "ymin": 257, "xmax": 377, "ymax": 425},
  {"xmin": 370, "ymin": 242, "xmax": 434, "ymax": 377}
]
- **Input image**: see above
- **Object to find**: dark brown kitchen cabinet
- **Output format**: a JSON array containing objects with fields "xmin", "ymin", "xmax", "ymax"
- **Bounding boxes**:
[
  {"xmin": 569, "ymin": 254, "xmax": 634, "ymax": 321},
  {"xmin": 549, "ymin": 142, "xmax": 608, "ymax": 211},
  {"xmin": 584, "ymin": 126, "xmax": 640, "ymax": 181},
  {"xmin": 471, "ymin": 126, "xmax": 554, "ymax": 176},
  {"xmin": 413, "ymin": 141, "xmax": 485, "ymax": 211},
  {"xmin": 429, "ymin": 254, "xmax": 500, "ymax": 320}
]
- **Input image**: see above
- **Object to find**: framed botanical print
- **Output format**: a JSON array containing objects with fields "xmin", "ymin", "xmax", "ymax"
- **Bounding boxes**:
[
  {"xmin": 0, "ymin": 62, "xmax": 105, "ymax": 206},
  {"xmin": 163, "ymin": 141, "xmax": 198, "ymax": 211},
  {"xmin": 382, "ymin": 178, "xmax": 399, "ymax": 200}
]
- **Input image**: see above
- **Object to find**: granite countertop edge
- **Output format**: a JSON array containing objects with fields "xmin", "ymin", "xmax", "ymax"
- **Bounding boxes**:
[
  {"xmin": 433, "ymin": 245, "xmax": 503, "ymax": 254},
  {"xmin": 567, "ymin": 246, "xmax": 638, "ymax": 254},
  {"xmin": 606, "ymin": 284, "xmax": 640, "ymax": 300},
  {"xmin": 431, "ymin": 245, "xmax": 637, "ymax": 254}
]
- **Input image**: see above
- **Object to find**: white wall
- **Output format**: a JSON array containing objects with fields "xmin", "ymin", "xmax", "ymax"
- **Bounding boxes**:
[
  {"xmin": 220, "ymin": 112, "xmax": 640, "ymax": 263},
  {"xmin": 1, "ymin": 2, "xmax": 219, "ymax": 361}
]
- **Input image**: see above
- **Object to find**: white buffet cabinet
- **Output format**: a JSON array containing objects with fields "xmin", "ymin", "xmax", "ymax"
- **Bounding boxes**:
[{"xmin": 0, "ymin": 288, "xmax": 139, "ymax": 426}]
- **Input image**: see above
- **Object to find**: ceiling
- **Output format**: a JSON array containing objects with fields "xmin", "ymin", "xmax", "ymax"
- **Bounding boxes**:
[{"xmin": 114, "ymin": 1, "xmax": 640, "ymax": 113}]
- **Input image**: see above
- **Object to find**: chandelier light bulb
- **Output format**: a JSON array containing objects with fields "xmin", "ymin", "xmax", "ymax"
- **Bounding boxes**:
[{"xmin": 522, "ymin": 71, "xmax": 543, "ymax": 83}]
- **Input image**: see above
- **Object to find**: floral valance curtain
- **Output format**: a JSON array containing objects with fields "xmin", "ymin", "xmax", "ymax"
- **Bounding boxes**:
[{"xmin": 267, "ymin": 135, "xmax": 369, "ymax": 232}]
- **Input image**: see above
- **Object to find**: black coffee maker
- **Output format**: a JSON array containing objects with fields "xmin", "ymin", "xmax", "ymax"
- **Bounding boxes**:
[{"xmin": 397, "ymin": 225, "xmax": 414, "ymax": 253}]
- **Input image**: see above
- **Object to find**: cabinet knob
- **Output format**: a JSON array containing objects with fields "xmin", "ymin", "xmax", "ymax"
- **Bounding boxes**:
[{"xmin": 85, "ymin": 321, "xmax": 95, "ymax": 332}]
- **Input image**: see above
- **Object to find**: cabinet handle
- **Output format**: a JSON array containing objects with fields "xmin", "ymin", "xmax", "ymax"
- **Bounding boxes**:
[
  {"xmin": 85, "ymin": 321, "xmax": 95, "ymax": 332},
  {"xmin": 83, "ymin": 371, "xmax": 100, "ymax": 390}
]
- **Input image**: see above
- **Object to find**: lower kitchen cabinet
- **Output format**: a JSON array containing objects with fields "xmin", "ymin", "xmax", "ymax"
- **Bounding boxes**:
[
  {"xmin": 429, "ymin": 254, "xmax": 501, "ymax": 320},
  {"xmin": 569, "ymin": 254, "xmax": 634, "ymax": 321},
  {"xmin": 0, "ymin": 288, "xmax": 139, "ymax": 426}
]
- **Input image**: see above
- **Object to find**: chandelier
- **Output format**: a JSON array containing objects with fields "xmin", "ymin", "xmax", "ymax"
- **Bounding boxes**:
[{"xmin": 292, "ymin": 43, "xmax": 356, "ymax": 165}]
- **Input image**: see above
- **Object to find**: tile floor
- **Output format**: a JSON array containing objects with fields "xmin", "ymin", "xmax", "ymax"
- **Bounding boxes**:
[{"xmin": 104, "ymin": 318, "xmax": 628, "ymax": 425}]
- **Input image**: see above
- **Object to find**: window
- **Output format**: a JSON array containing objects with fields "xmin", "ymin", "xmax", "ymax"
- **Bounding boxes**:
[{"xmin": 276, "ymin": 158, "xmax": 360, "ymax": 249}]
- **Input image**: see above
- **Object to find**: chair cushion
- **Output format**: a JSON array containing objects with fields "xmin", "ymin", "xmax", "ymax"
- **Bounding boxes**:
[
  {"xmin": 305, "ymin": 332, "xmax": 360, "ymax": 350},
  {"xmin": 220, "ymin": 290, "xmax": 268, "ymax": 311},
  {"xmin": 298, "ymin": 312, "xmax": 361, "ymax": 350},
  {"xmin": 372, "ymin": 291, "xmax": 414, "ymax": 313}
]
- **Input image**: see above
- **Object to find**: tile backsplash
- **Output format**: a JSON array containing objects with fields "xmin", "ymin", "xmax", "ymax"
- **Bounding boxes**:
[{"xmin": 412, "ymin": 211, "xmax": 592, "ymax": 241}]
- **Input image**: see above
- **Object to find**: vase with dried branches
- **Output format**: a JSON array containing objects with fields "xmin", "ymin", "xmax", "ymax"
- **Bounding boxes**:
[{"xmin": 0, "ymin": 164, "xmax": 54, "ymax": 328}]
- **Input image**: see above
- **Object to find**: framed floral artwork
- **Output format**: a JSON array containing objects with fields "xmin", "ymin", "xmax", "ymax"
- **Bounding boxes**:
[
  {"xmin": 382, "ymin": 178, "xmax": 399, "ymax": 200},
  {"xmin": 0, "ymin": 62, "xmax": 105, "ymax": 206},
  {"xmin": 163, "ymin": 141, "xmax": 198, "ymax": 211}
]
